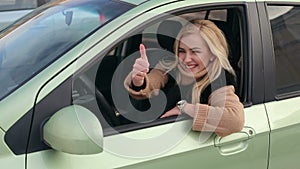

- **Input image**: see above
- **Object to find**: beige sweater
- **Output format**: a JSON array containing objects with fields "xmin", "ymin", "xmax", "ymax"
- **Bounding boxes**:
[{"xmin": 124, "ymin": 69, "xmax": 244, "ymax": 137}]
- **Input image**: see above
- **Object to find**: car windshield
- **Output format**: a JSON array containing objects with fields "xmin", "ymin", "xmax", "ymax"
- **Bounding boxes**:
[{"xmin": 0, "ymin": 0, "xmax": 134, "ymax": 100}]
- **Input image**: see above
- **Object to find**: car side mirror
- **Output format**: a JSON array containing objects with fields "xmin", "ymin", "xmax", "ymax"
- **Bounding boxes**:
[{"xmin": 43, "ymin": 105, "xmax": 103, "ymax": 155}]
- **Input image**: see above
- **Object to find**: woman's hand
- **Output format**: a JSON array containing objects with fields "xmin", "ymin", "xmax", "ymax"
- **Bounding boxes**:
[
  {"xmin": 131, "ymin": 44, "xmax": 150, "ymax": 87},
  {"xmin": 160, "ymin": 106, "xmax": 181, "ymax": 118},
  {"xmin": 160, "ymin": 102, "xmax": 195, "ymax": 118}
]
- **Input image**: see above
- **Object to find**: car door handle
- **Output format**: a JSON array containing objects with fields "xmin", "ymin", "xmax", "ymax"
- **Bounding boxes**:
[{"xmin": 214, "ymin": 126, "xmax": 255, "ymax": 155}]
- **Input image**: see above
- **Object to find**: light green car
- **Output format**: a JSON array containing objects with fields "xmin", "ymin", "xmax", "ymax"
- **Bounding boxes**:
[{"xmin": 0, "ymin": 0, "xmax": 299, "ymax": 168}]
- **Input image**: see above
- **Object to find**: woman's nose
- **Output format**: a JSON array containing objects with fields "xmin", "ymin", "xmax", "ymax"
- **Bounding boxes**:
[{"xmin": 183, "ymin": 52, "xmax": 193, "ymax": 62}]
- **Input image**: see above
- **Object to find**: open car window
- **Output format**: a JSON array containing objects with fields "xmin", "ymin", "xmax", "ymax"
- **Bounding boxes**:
[{"xmin": 72, "ymin": 6, "xmax": 245, "ymax": 135}]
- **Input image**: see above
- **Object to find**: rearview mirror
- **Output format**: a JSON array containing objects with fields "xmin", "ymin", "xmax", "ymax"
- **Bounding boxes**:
[
  {"xmin": 62, "ymin": 10, "xmax": 73, "ymax": 26},
  {"xmin": 43, "ymin": 105, "xmax": 103, "ymax": 155}
]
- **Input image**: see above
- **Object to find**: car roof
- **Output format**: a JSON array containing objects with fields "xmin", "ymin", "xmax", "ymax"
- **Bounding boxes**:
[{"xmin": 255, "ymin": 0, "xmax": 300, "ymax": 2}]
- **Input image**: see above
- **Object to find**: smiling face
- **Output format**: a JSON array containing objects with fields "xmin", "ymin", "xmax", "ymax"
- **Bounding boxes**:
[{"xmin": 177, "ymin": 33, "xmax": 214, "ymax": 77}]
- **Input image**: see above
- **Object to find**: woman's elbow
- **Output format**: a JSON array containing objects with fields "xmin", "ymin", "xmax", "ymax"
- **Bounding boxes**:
[{"xmin": 218, "ymin": 109, "xmax": 245, "ymax": 137}]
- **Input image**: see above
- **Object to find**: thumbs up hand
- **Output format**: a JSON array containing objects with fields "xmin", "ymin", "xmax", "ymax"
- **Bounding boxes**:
[{"xmin": 131, "ymin": 44, "xmax": 150, "ymax": 87}]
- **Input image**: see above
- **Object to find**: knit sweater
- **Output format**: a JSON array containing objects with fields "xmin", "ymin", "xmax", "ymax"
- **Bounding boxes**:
[{"xmin": 124, "ymin": 68, "xmax": 244, "ymax": 137}]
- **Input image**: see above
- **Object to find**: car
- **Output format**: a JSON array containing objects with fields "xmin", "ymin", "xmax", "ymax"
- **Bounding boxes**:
[
  {"xmin": 0, "ymin": 0, "xmax": 53, "ymax": 31},
  {"xmin": 0, "ymin": 0, "xmax": 299, "ymax": 168}
]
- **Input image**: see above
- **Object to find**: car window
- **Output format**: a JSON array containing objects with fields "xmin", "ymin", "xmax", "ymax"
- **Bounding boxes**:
[
  {"xmin": 208, "ymin": 9, "xmax": 227, "ymax": 21},
  {"xmin": 73, "ymin": 7, "xmax": 245, "ymax": 134},
  {"xmin": 267, "ymin": 5, "xmax": 300, "ymax": 96},
  {"xmin": 0, "ymin": 0, "xmax": 134, "ymax": 101}
]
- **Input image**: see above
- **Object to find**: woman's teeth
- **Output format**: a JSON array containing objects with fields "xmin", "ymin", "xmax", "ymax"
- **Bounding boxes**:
[{"xmin": 185, "ymin": 65, "xmax": 195, "ymax": 69}]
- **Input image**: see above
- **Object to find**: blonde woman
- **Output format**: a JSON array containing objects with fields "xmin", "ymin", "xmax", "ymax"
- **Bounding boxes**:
[{"xmin": 124, "ymin": 20, "xmax": 244, "ymax": 137}]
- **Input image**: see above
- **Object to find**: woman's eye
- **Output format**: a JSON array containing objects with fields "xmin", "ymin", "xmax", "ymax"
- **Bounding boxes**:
[{"xmin": 178, "ymin": 49, "xmax": 185, "ymax": 53}]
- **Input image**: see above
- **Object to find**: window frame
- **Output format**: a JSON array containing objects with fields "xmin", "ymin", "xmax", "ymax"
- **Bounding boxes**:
[{"xmin": 75, "ymin": 4, "xmax": 253, "ymax": 136}]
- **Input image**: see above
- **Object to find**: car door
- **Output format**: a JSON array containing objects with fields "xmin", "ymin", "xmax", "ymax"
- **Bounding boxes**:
[
  {"xmin": 258, "ymin": 2, "xmax": 300, "ymax": 169},
  {"xmin": 26, "ymin": 1, "xmax": 270, "ymax": 169}
]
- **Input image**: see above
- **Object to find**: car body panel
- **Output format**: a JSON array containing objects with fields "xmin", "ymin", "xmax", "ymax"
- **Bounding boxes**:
[
  {"xmin": 256, "ymin": 0, "xmax": 299, "ymax": 2},
  {"xmin": 266, "ymin": 98, "xmax": 300, "ymax": 130},
  {"xmin": 26, "ymin": 105, "xmax": 269, "ymax": 169},
  {"xmin": 265, "ymin": 97, "xmax": 300, "ymax": 169}
]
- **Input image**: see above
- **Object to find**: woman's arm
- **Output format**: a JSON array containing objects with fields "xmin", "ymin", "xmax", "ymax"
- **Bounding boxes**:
[{"xmin": 184, "ymin": 85, "xmax": 244, "ymax": 137}]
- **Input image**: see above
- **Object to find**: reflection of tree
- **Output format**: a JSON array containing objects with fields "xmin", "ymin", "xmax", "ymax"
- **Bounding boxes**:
[
  {"xmin": 37, "ymin": 0, "xmax": 56, "ymax": 6},
  {"xmin": 268, "ymin": 6, "xmax": 293, "ymax": 20},
  {"xmin": 0, "ymin": 0, "xmax": 67, "ymax": 38},
  {"xmin": 270, "ymin": 7, "xmax": 300, "ymax": 91}
]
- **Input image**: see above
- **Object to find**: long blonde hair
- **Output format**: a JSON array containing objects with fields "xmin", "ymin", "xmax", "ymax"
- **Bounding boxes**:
[{"xmin": 159, "ymin": 20, "xmax": 236, "ymax": 103}]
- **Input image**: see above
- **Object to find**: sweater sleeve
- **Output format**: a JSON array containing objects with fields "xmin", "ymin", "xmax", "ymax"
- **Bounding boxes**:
[
  {"xmin": 192, "ymin": 85, "xmax": 244, "ymax": 137},
  {"xmin": 124, "ymin": 68, "xmax": 168, "ymax": 100}
]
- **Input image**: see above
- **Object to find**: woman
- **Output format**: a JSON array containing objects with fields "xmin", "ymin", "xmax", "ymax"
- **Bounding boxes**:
[{"xmin": 124, "ymin": 20, "xmax": 244, "ymax": 137}]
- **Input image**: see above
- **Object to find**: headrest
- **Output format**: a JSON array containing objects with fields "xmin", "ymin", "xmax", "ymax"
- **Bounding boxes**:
[
  {"xmin": 210, "ymin": 20, "xmax": 230, "ymax": 37},
  {"xmin": 157, "ymin": 20, "xmax": 183, "ymax": 52}
]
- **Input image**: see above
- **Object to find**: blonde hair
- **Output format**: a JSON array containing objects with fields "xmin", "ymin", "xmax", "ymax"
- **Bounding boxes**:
[{"xmin": 159, "ymin": 20, "xmax": 236, "ymax": 103}]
